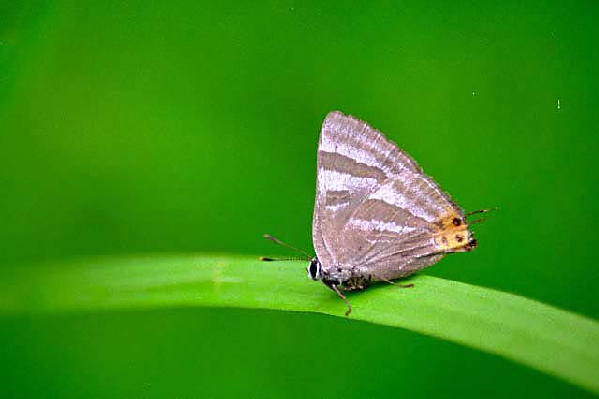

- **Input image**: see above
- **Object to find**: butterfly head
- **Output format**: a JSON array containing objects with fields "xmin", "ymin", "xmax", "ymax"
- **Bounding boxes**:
[{"xmin": 307, "ymin": 257, "xmax": 323, "ymax": 281}]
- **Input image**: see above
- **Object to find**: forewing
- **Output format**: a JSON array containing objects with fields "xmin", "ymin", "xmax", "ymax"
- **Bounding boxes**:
[{"xmin": 312, "ymin": 111, "xmax": 449, "ymax": 267}]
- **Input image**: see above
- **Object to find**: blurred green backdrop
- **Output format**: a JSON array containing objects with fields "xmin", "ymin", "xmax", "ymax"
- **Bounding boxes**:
[{"xmin": 1, "ymin": 1, "xmax": 598, "ymax": 398}]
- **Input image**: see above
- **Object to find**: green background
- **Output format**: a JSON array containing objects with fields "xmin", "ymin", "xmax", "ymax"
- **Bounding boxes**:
[{"xmin": 1, "ymin": 1, "xmax": 598, "ymax": 398}]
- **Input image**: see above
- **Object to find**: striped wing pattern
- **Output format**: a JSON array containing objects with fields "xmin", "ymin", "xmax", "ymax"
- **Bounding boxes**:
[{"xmin": 312, "ymin": 111, "xmax": 461, "ymax": 279}]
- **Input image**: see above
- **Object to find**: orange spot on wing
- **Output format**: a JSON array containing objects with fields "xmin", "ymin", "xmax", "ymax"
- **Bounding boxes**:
[{"xmin": 432, "ymin": 209, "xmax": 475, "ymax": 252}]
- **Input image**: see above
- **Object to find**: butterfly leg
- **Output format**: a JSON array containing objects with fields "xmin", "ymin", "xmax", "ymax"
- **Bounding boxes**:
[
  {"xmin": 376, "ymin": 276, "xmax": 414, "ymax": 288},
  {"xmin": 330, "ymin": 284, "xmax": 352, "ymax": 316}
]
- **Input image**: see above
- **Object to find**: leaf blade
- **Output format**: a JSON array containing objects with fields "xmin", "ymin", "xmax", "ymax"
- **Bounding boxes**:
[{"xmin": 1, "ymin": 253, "xmax": 598, "ymax": 394}]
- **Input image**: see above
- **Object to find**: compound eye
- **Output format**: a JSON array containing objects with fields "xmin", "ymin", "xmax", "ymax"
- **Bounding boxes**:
[{"xmin": 307, "ymin": 259, "xmax": 321, "ymax": 280}]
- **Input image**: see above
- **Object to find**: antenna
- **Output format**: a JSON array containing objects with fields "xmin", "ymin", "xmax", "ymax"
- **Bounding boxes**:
[
  {"xmin": 260, "ymin": 256, "xmax": 308, "ymax": 262},
  {"xmin": 261, "ymin": 234, "xmax": 312, "ymax": 261}
]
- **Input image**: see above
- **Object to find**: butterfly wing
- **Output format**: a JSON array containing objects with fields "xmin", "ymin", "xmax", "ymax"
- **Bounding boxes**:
[
  {"xmin": 339, "ymin": 176, "xmax": 459, "ymax": 280},
  {"xmin": 313, "ymin": 111, "xmax": 467, "ymax": 278},
  {"xmin": 313, "ymin": 110, "xmax": 446, "ymax": 267}
]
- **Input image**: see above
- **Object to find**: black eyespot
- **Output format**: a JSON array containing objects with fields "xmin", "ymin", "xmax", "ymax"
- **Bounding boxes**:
[
  {"xmin": 452, "ymin": 217, "xmax": 461, "ymax": 226},
  {"xmin": 455, "ymin": 234, "xmax": 464, "ymax": 243}
]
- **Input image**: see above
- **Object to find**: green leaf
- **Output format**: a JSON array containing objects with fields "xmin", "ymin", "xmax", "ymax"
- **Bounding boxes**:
[{"xmin": 1, "ymin": 254, "xmax": 598, "ymax": 394}]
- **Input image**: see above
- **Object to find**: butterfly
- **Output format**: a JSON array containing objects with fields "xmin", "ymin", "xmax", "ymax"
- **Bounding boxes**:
[{"xmin": 264, "ymin": 111, "xmax": 490, "ymax": 316}]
